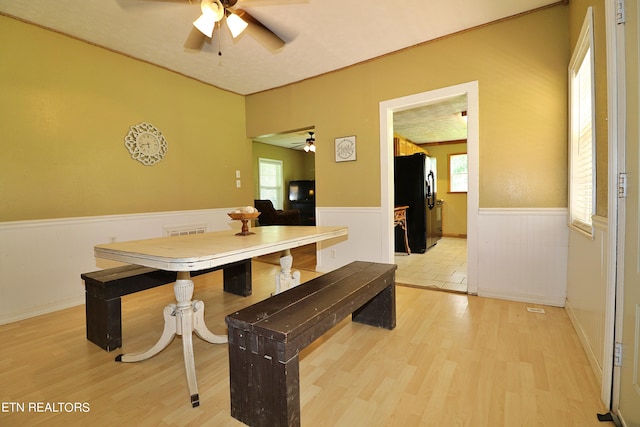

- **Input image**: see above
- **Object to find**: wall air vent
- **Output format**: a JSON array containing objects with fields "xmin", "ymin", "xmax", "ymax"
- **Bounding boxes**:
[{"xmin": 163, "ymin": 224, "xmax": 208, "ymax": 237}]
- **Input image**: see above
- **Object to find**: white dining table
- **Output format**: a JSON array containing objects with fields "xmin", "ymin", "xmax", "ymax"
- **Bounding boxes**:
[{"xmin": 93, "ymin": 225, "xmax": 348, "ymax": 407}]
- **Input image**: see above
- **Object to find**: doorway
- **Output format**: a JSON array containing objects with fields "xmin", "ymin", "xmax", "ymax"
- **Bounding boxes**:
[
  {"xmin": 392, "ymin": 95, "xmax": 468, "ymax": 292},
  {"xmin": 379, "ymin": 82, "xmax": 479, "ymax": 294},
  {"xmin": 252, "ymin": 127, "xmax": 316, "ymax": 212}
]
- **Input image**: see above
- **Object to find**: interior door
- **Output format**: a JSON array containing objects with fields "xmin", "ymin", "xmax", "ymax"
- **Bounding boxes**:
[{"xmin": 618, "ymin": 1, "xmax": 640, "ymax": 423}]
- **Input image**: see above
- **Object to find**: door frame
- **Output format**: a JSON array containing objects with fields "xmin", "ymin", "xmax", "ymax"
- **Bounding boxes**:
[
  {"xmin": 378, "ymin": 81, "xmax": 479, "ymax": 294},
  {"xmin": 605, "ymin": 0, "xmax": 624, "ymax": 411}
]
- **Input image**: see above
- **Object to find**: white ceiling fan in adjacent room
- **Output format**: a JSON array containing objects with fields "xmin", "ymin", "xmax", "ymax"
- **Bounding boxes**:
[
  {"xmin": 302, "ymin": 132, "xmax": 315, "ymax": 153},
  {"xmin": 288, "ymin": 131, "xmax": 315, "ymax": 152}
]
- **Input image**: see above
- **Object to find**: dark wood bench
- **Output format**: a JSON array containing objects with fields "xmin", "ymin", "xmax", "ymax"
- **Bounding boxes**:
[
  {"xmin": 82, "ymin": 259, "xmax": 251, "ymax": 352},
  {"xmin": 225, "ymin": 261, "xmax": 396, "ymax": 427}
]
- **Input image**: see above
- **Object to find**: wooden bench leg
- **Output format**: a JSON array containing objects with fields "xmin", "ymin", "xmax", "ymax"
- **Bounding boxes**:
[
  {"xmin": 223, "ymin": 259, "xmax": 252, "ymax": 296},
  {"xmin": 228, "ymin": 327, "xmax": 250, "ymax": 423},
  {"xmin": 229, "ymin": 331, "xmax": 301, "ymax": 427},
  {"xmin": 353, "ymin": 283, "xmax": 396, "ymax": 330},
  {"xmin": 85, "ymin": 292, "xmax": 122, "ymax": 351},
  {"xmin": 260, "ymin": 340, "xmax": 301, "ymax": 427}
]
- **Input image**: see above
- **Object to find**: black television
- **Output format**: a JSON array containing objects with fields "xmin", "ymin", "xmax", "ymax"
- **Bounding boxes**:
[{"xmin": 289, "ymin": 180, "xmax": 315, "ymax": 203}]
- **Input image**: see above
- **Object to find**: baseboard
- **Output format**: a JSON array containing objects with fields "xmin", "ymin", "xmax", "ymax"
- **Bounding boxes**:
[
  {"xmin": 565, "ymin": 298, "xmax": 604, "ymax": 389},
  {"xmin": 0, "ymin": 295, "xmax": 85, "ymax": 325},
  {"xmin": 477, "ymin": 288, "xmax": 565, "ymax": 307}
]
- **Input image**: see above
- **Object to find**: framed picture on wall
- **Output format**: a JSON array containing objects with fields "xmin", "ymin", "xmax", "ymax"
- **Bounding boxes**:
[{"xmin": 335, "ymin": 136, "xmax": 356, "ymax": 162}]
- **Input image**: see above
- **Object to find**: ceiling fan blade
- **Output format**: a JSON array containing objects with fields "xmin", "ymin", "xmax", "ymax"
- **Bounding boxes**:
[
  {"xmin": 233, "ymin": 8, "xmax": 285, "ymax": 51},
  {"xmin": 184, "ymin": 27, "xmax": 208, "ymax": 50}
]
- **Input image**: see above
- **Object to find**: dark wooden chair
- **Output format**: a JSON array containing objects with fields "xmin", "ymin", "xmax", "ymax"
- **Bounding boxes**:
[{"xmin": 254, "ymin": 199, "xmax": 301, "ymax": 226}]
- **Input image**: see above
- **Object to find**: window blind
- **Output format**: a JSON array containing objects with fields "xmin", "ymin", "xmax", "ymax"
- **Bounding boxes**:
[
  {"xmin": 258, "ymin": 158, "xmax": 284, "ymax": 210},
  {"xmin": 569, "ymin": 10, "xmax": 595, "ymax": 236}
]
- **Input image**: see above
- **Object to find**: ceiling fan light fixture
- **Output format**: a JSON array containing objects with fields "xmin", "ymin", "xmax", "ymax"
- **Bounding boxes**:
[
  {"xmin": 193, "ymin": 14, "xmax": 216, "ymax": 37},
  {"xmin": 227, "ymin": 13, "xmax": 248, "ymax": 38},
  {"xmin": 194, "ymin": 0, "xmax": 224, "ymax": 37},
  {"xmin": 303, "ymin": 131, "xmax": 316, "ymax": 153}
]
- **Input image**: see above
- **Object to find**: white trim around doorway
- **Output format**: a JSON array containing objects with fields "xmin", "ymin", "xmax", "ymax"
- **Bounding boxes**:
[
  {"xmin": 379, "ymin": 81, "xmax": 479, "ymax": 295},
  {"xmin": 605, "ymin": 0, "xmax": 623, "ymax": 411}
]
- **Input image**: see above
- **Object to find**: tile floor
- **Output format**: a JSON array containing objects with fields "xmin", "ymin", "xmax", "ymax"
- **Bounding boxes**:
[{"xmin": 394, "ymin": 236, "xmax": 467, "ymax": 293}]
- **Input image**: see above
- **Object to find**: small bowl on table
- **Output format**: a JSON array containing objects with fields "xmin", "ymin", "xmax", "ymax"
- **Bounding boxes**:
[{"xmin": 228, "ymin": 212, "xmax": 261, "ymax": 236}]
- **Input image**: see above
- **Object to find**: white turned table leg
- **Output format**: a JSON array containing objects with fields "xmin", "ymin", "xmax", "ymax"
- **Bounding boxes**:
[
  {"xmin": 178, "ymin": 306, "xmax": 200, "ymax": 407},
  {"xmin": 193, "ymin": 300, "xmax": 227, "ymax": 344},
  {"xmin": 115, "ymin": 271, "xmax": 225, "ymax": 407},
  {"xmin": 275, "ymin": 249, "xmax": 301, "ymax": 294},
  {"xmin": 116, "ymin": 304, "xmax": 177, "ymax": 363}
]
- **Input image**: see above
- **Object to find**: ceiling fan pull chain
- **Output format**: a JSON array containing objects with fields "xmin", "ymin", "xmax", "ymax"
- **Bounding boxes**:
[{"xmin": 217, "ymin": 21, "xmax": 222, "ymax": 56}]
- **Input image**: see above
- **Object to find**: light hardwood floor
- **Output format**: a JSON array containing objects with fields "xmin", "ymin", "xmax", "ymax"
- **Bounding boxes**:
[{"xmin": 0, "ymin": 260, "xmax": 609, "ymax": 426}]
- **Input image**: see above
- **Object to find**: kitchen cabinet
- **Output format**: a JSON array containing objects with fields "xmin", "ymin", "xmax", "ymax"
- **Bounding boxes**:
[{"xmin": 394, "ymin": 137, "xmax": 429, "ymax": 156}]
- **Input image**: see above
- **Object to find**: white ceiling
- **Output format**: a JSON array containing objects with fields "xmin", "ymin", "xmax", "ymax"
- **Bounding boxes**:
[
  {"xmin": 1, "ymin": 0, "xmax": 558, "ymax": 146},
  {"xmin": 394, "ymin": 94, "xmax": 469, "ymax": 144},
  {"xmin": 253, "ymin": 127, "xmax": 315, "ymax": 150}
]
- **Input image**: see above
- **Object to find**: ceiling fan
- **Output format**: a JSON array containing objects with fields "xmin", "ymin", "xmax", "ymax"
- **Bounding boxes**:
[
  {"xmin": 291, "ymin": 131, "xmax": 315, "ymax": 152},
  {"xmin": 303, "ymin": 132, "xmax": 316, "ymax": 152},
  {"xmin": 187, "ymin": 0, "xmax": 286, "ymax": 53}
]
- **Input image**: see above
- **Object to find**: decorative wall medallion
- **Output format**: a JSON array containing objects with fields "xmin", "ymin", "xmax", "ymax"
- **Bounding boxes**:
[
  {"xmin": 335, "ymin": 135, "xmax": 356, "ymax": 162},
  {"xmin": 124, "ymin": 122, "xmax": 168, "ymax": 166}
]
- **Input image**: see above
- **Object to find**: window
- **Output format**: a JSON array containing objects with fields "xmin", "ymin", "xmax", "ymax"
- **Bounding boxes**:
[
  {"xmin": 258, "ymin": 158, "xmax": 284, "ymax": 209},
  {"xmin": 448, "ymin": 153, "xmax": 468, "ymax": 193},
  {"xmin": 568, "ymin": 8, "xmax": 595, "ymax": 236}
]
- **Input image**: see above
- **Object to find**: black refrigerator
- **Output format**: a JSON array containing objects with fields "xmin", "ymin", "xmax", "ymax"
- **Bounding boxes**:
[{"xmin": 394, "ymin": 153, "xmax": 440, "ymax": 253}]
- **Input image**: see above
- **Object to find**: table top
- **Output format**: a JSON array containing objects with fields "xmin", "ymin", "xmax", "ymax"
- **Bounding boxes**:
[{"xmin": 94, "ymin": 225, "xmax": 348, "ymax": 271}]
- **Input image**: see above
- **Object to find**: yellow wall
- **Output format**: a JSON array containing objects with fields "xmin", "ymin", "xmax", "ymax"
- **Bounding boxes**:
[
  {"xmin": 0, "ymin": 16, "xmax": 252, "ymax": 222},
  {"xmin": 1, "ymin": 5, "xmax": 571, "ymax": 222},
  {"xmin": 246, "ymin": 5, "xmax": 569, "ymax": 209},
  {"xmin": 251, "ymin": 142, "xmax": 315, "ymax": 209},
  {"xmin": 425, "ymin": 143, "xmax": 468, "ymax": 236}
]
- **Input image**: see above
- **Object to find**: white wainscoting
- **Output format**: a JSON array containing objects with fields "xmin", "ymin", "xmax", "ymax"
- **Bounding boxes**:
[
  {"xmin": 1, "ymin": 206, "xmax": 570, "ymax": 324},
  {"xmin": 0, "ymin": 209, "xmax": 239, "ymax": 325},
  {"xmin": 477, "ymin": 208, "xmax": 569, "ymax": 307},
  {"xmin": 564, "ymin": 215, "xmax": 609, "ymax": 395},
  {"xmin": 315, "ymin": 207, "xmax": 385, "ymax": 272}
]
